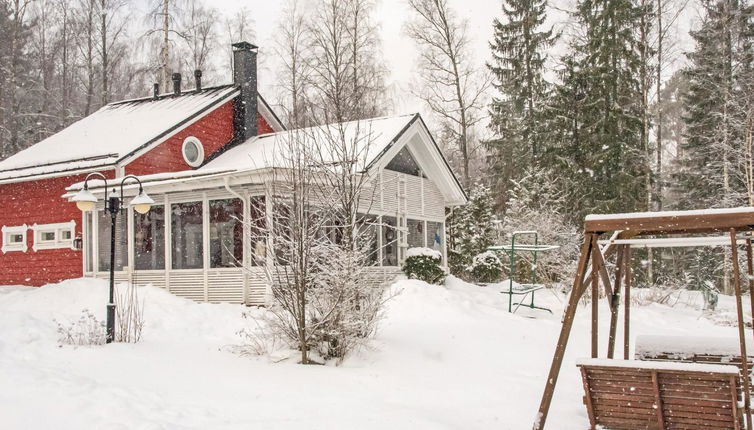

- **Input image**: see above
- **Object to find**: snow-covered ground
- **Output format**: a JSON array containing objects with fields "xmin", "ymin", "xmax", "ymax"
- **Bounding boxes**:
[{"xmin": 0, "ymin": 277, "xmax": 748, "ymax": 429}]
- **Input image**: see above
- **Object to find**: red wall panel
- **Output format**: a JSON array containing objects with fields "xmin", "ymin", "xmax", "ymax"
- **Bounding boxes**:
[
  {"xmin": 258, "ymin": 114, "xmax": 275, "ymax": 135},
  {"xmin": 0, "ymin": 170, "xmax": 114, "ymax": 286},
  {"xmin": 125, "ymin": 101, "xmax": 276, "ymax": 176},
  {"xmin": 125, "ymin": 101, "xmax": 236, "ymax": 176}
]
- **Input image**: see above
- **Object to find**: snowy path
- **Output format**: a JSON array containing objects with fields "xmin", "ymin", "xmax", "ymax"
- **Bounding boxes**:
[{"xmin": 0, "ymin": 278, "xmax": 747, "ymax": 429}]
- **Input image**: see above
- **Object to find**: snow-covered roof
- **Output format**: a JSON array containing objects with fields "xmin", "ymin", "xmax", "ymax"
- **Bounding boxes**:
[
  {"xmin": 63, "ymin": 113, "xmax": 467, "ymax": 206},
  {"xmin": 0, "ymin": 85, "xmax": 239, "ymax": 181},
  {"xmin": 204, "ymin": 114, "xmax": 417, "ymax": 172}
]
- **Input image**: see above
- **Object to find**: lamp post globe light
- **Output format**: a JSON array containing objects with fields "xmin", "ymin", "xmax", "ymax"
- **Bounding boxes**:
[{"xmin": 71, "ymin": 173, "xmax": 154, "ymax": 343}]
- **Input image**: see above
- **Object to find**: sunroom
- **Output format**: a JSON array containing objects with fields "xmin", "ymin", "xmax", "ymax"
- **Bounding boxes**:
[{"xmin": 66, "ymin": 114, "xmax": 463, "ymax": 306}]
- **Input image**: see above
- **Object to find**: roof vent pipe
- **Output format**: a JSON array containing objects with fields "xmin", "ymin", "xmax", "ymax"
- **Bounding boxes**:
[
  {"xmin": 194, "ymin": 69, "xmax": 202, "ymax": 91},
  {"xmin": 172, "ymin": 73, "xmax": 182, "ymax": 96},
  {"xmin": 153, "ymin": 83, "xmax": 159, "ymax": 100}
]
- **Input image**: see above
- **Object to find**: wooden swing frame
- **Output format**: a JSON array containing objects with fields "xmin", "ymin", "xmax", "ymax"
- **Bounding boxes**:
[{"xmin": 533, "ymin": 207, "xmax": 754, "ymax": 430}]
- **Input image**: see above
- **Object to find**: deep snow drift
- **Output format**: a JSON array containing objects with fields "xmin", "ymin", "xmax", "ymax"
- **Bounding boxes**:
[{"xmin": 0, "ymin": 277, "xmax": 748, "ymax": 429}]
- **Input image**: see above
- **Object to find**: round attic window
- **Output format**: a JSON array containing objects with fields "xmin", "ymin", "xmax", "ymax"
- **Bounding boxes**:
[{"xmin": 182, "ymin": 136, "xmax": 204, "ymax": 167}]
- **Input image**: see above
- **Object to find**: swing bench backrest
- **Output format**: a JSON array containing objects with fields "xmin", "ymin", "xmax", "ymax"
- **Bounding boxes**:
[{"xmin": 577, "ymin": 359, "xmax": 744, "ymax": 430}]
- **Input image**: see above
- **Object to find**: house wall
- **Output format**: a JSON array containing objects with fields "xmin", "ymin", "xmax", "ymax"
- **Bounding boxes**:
[
  {"xmin": 124, "ymin": 101, "xmax": 276, "ymax": 176},
  {"xmin": 83, "ymin": 167, "xmax": 450, "ymax": 306},
  {"xmin": 0, "ymin": 170, "xmax": 114, "ymax": 286}
]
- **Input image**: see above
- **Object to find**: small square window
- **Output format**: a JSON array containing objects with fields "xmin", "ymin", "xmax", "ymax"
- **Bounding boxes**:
[
  {"xmin": 60, "ymin": 230, "xmax": 72, "ymax": 240},
  {"xmin": 40, "ymin": 231, "xmax": 56, "ymax": 242},
  {"xmin": 2, "ymin": 225, "xmax": 28, "ymax": 253}
]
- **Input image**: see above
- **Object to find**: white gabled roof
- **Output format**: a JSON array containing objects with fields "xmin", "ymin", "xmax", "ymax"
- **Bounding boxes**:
[
  {"xmin": 64, "ymin": 113, "xmax": 467, "ymax": 206},
  {"xmin": 202, "ymin": 113, "xmax": 466, "ymax": 205},
  {"xmin": 0, "ymin": 85, "xmax": 239, "ymax": 182},
  {"xmin": 204, "ymin": 114, "xmax": 416, "ymax": 172}
]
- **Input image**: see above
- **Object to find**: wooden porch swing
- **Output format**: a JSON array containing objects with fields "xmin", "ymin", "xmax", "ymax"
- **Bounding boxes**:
[{"xmin": 533, "ymin": 207, "xmax": 754, "ymax": 430}]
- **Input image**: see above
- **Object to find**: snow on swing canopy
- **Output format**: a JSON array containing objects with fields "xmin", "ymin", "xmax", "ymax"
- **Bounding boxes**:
[{"xmin": 584, "ymin": 206, "xmax": 754, "ymax": 235}]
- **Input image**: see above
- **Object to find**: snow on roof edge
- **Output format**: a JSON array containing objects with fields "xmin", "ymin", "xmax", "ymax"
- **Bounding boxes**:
[
  {"xmin": 575, "ymin": 358, "xmax": 740, "ymax": 374},
  {"xmin": 585, "ymin": 207, "xmax": 754, "ymax": 221}
]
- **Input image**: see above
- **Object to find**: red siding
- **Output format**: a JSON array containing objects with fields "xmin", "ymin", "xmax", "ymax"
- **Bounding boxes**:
[
  {"xmin": 125, "ymin": 101, "xmax": 236, "ymax": 176},
  {"xmin": 0, "ymin": 170, "xmax": 114, "ymax": 286},
  {"xmin": 258, "ymin": 114, "xmax": 275, "ymax": 135},
  {"xmin": 124, "ymin": 101, "xmax": 275, "ymax": 176}
]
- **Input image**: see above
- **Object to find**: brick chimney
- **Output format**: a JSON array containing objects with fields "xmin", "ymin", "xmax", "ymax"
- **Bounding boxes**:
[{"xmin": 232, "ymin": 42, "xmax": 258, "ymax": 140}]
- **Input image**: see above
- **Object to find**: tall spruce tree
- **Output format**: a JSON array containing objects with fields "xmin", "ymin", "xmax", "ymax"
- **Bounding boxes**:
[
  {"xmin": 546, "ymin": 0, "xmax": 647, "ymax": 222},
  {"xmin": 676, "ymin": 0, "xmax": 754, "ymax": 209},
  {"xmin": 486, "ymin": 0, "xmax": 554, "ymax": 211}
]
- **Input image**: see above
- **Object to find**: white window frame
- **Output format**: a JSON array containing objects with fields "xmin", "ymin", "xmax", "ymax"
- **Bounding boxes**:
[
  {"xmin": 182, "ymin": 136, "xmax": 205, "ymax": 168},
  {"xmin": 32, "ymin": 221, "xmax": 76, "ymax": 251},
  {"xmin": 2, "ymin": 224, "xmax": 28, "ymax": 253}
]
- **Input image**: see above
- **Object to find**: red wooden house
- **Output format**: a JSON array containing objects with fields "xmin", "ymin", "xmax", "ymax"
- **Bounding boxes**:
[
  {"xmin": 0, "ymin": 42, "xmax": 466, "ymax": 305},
  {"xmin": 0, "ymin": 42, "xmax": 283, "ymax": 287}
]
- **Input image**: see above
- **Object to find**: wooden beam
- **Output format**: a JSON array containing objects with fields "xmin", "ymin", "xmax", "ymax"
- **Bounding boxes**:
[
  {"xmin": 651, "ymin": 370, "xmax": 665, "ymax": 429},
  {"xmin": 746, "ymin": 238, "xmax": 754, "ymax": 352},
  {"xmin": 607, "ymin": 245, "xmax": 624, "ymax": 359},
  {"xmin": 579, "ymin": 366, "xmax": 597, "ymax": 430},
  {"xmin": 623, "ymin": 246, "xmax": 632, "ymax": 360},
  {"xmin": 584, "ymin": 208, "xmax": 754, "ymax": 234},
  {"xmin": 590, "ymin": 236, "xmax": 599, "ymax": 359},
  {"xmin": 729, "ymin": 228, "xmax": 752, "ymax": 430},
  {"xmin": 533, "ymin": 234, "xmax": 594, "ymax": 430}
]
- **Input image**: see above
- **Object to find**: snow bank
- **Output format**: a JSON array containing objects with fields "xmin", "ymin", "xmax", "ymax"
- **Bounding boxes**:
[{"xmin": 0, "ymin": 276, "xmax": 750, "ymax": 429}]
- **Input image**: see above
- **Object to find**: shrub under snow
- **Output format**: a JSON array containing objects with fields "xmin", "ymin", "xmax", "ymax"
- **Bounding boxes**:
[
  {"xmin": 402, "ymin": 247, "xmax": 446, "ymax": 284},
  {"xmin": 55, "ymin": 309, "xmax": 106, "ymax": 347},
  {"xmin": 469, "ymin": 251, "xmax": 503, "ymax": 283}
]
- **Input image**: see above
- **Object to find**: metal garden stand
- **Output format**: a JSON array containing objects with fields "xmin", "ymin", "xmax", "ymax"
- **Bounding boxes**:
[{"xmin": 488, "ymin": 230, "xmax": 559, "ymax": 314}]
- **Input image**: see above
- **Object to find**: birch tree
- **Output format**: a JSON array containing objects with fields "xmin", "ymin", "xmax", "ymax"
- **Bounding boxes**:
[
  {"xmin": 307, "ymin": 0, "xmax": 386, "ymax": 124},
  {"xmin": 275, "ymin": 0, "xmax": 311, "ymax": 129},
  {"xmin": 405, "ymin": 0, "xmax": 489, "ymax": 187}
]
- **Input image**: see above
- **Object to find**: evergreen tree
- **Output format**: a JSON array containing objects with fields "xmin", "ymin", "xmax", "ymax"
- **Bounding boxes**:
[
  {"xmin": 676, "ymin": 0, "xmax": 754, "ymax": 209},
  {"xmin": 546, "ymin": 0, "xmax": 647, "ymax": 222},
  {"xmin": 486, "ymin": 0, "xmax": 554, "ymax": 210},
  {"xmin": 447, "ymin": 184, "xmax": 497, "ymax": 278}
]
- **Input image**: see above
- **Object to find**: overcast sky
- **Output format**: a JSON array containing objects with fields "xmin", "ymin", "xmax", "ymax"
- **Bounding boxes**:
[{"xmin": 156, "ymin": 0, "xmax": 701, "ymax": 122}]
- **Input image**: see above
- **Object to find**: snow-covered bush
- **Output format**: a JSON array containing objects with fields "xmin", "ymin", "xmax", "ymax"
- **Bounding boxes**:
[
  {"xmin": 242, "ymin": 126, "xmax": 391, "ymax": 365},
  {"xmin": 500, "ymin": 168, "xmax": 580, "ymax": 288},
  {"xmin": 55, "ymin": 309, "xmax": 106, "ymax": 347},
  {"xmin": 469, "ymin": 251, "xmax": 503, "ymax": 283},
  {"xmin": 402, "ymin": 247, "xmax": 446, "ymax": 284},
  {"xmin": 236, "ymin": 311, "xmax": 282, "ymax": 356}
]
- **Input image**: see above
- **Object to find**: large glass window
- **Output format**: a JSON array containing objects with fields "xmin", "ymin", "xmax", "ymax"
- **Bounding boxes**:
[
  {"xmin": 249, "ymin": 196, "xmax": 266, "ymax": 266},
  {"xmin": 385, "ymin": 146, "xmax": 424, "ymax": 177},
  {"xmin": 98, "ymin": 211, "xmax": 128, "ymax": 271},
  {"xmin": 382, "ymin": 216, "xmax": 398, "ymax": 266},
  {"xmin": 210, "ymin": 198, "xmax": 243, "ymax": 268},
  {"xmin": 407, "ymin": 219, "xmax": 424, "ymax": 249},
  {"xmin": 426, "ymin": 221, "xmax": 444, "ymax": 257},
  {"xmin": 134, "ymin": 205, "xmax": 165, "ymax": 270},
  {"xmin": 171, "ymin": 202, "xmax": 203, "ymax": 269}
]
